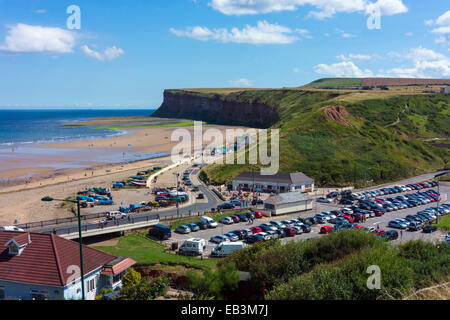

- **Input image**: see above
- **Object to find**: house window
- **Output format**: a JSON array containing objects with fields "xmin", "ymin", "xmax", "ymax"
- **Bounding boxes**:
[
  {"xmin": 8, "ymin": 243, "xmax": 19, "ymax": 255},
  {"xmin": 0, "ymin": 287, "xmax": 5, "ymax": 300},
  {"xmin": 87, "ymin": 277, "xmax": 97, "ymax": 293},
  {"xmin": 30, "ymin": 290, "xmax": 49, "ymax": 300},
  {"xmin": 113, "ymin": 271, "xmax": 126, "ymax": 284}
]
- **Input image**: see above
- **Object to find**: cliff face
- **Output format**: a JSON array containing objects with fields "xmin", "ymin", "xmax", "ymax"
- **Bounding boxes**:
[{"xmin": 152, "ymin": 90, "xmax": 280, "ymax": 128}]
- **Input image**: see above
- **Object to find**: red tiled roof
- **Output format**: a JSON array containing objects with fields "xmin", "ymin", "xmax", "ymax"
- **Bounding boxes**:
[
  {"xmin": 0, "ymin": 231, "xmax": 123, "ymax": 287},
  {"xmin": 5, "ymin": 233, "xmax": 31, "ymax": 247},
  {"xmin": 101, "ymin": 258, "xmax": 136, "ymax": 275}
]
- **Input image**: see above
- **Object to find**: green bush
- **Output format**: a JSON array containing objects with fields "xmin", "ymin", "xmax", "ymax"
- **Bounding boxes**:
[{"xmin": 186, "ymin": 263, "xmax": 240, "ymax": 300}]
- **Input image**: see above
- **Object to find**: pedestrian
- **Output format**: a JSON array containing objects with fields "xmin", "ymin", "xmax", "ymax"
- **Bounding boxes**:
[
  {"xmin": 400, "ymin": 230, "xmax": 403, "ymax": 238},
  {"xmin": 53, "ymin": 228, "xmax": 57, "ymax": 234}
]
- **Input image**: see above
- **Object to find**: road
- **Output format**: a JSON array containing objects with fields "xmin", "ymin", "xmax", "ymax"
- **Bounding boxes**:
[{"xmin": 32, "ymin": 163, "xmax": 224, "ymax": 235}]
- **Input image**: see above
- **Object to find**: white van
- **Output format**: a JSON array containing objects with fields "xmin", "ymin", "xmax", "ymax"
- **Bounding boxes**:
[
  {"xmin": 211, "ymin": 241, "xmax": 245, "ymax": 257},
  {"xmin": 179, "ymin": 238, "xmax": 206, "ymax": 255},
  {"xmin": 201, "ymin": 216, "xmax": 218, "ymax": 228}
]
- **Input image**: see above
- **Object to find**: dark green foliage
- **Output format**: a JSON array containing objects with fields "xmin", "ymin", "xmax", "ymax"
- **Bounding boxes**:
[
  {"xmin": 119, "ymin": 270, "xmax": 169, "ymax": 300},
  {"xmin": 185, "ymin": 263, "xmax": 240, "ymax": 300}
]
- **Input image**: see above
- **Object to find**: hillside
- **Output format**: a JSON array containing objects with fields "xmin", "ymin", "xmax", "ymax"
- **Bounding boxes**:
[{"xmin": 153, "ymin": 88, "xmax": 450, "ymax": 187}]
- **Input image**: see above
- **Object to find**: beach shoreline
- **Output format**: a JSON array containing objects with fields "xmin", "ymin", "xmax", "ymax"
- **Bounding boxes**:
[{"xmin": 0, "ymin": 115, "xmax": 250, "ymax": 225}]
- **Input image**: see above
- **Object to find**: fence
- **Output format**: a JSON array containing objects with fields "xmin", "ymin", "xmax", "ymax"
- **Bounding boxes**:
[
  {"xmin": 46, "ymin": 213, "xmax": 160, "ymax": 236},
  {"xmin": 15, "ymin": 211, "xmax": 110, "ymax": 230}
]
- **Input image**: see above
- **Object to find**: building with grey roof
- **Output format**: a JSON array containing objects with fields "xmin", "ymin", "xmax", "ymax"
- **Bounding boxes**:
[
  {"xmin": 264, "ymin": 192, "xmax": 313, "ymax": 216},
  {"xmin": 232, "ymin": 171, "xmax": 314, "ymax": 194}
]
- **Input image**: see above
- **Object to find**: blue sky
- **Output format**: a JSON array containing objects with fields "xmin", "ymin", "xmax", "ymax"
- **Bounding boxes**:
[{"xmin": 0, "ymin": 0, "xmax": 449, "ymax": 108}]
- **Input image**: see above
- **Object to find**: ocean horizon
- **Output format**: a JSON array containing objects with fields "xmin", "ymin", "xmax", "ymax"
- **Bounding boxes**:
[{"xmin": 0, "ymin": 109, "xmax": 155, "ymax": 149}]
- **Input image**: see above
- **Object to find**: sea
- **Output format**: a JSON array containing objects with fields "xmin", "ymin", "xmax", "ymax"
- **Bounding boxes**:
[
  {"xmin": 0, "ymin": 109, "xmax": 155, "ymax": 148},
  {"xmin": 0, "ymin": 109, "xmax": 174, "ymax": 177}
]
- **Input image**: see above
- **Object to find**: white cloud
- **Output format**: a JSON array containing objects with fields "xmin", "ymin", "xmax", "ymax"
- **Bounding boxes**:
[
  {"xmin": 337, "ymin": 53, "xmax": 374, "ymax": 61},
  {"xmin": 209, "ymin": 0, "xmax": 407, "ymax": 19},
  {"xmin": 81, "ymin": 45, "xmax": 124, "ymax": 61},
  {"xmin": 33, "ymin": 9, "xmax": 47, "ymax": 14},
  {"xmin": 293, "ymin": 67, "xmax": 300, "ymax": 73},
  {"xmin": 379, "ymin": 47, "xmax": 450, "ymax": 78},
  {"xmin": 170, "ymin": 21, "xmax": 302, "ymax": 44},
  {"xmin": 314, "ymin": 61, "xmax": 373, "ymax": 77},
  {"xmin": 0, "ymin": 24, "xmax": 75, "ymax": 53},
  {"xmin": 405, "ymin": 32, "xmax": 413, "ymax": 36},
  {"xmin": 228, "ymin": 78, "xmax": 254, "ymax": 87},
  {"xmin": 341, "ymin": 33, "xmax": 355, "ymax": 38},
  {"xmin": 426, "ymin": 10, "xmax": 450, "ymax": 45}
]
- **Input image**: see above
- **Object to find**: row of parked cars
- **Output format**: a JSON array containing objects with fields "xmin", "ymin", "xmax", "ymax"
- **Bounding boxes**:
[
  {"xmin": 388, "ymin": 203, "xmax": 450, "ymax": 233},
  {"xmin": 340, "ymin": 181, "xmax": 438, "ymax": 203},
  {"xmin": 174, "ymin": 211, "xmax": 264, "ymax": 234},
  {"xmin": 210, "ymin": 218, "xmax": 313, "ymax": 244}
]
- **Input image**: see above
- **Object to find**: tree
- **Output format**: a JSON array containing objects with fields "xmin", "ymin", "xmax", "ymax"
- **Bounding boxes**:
[{"xmin": 122, "ymin": 268, "xmax": 141, "ymax": 287}]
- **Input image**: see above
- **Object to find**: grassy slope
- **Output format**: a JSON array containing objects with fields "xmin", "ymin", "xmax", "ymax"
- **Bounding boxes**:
[
  {"xmin": 202, "ymin": 90, "xmax": 449, "ymax": 187},
  {"xmin": 94, "ymin": 233, "xmax": 217, "ymax": 269}
]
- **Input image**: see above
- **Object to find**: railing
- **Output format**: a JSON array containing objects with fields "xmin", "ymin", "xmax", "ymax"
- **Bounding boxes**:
[
  {"xmin": 46, "ymin": 213, "xmax": 160, "ymax": 236},
  {"xmin": 15, "ymin": 211, "xmax": 110, "ymax": 230}
]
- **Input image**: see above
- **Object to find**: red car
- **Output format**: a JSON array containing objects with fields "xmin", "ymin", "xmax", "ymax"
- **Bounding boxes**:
[
  {"xmin": 374, "ymin": 228, "xmax": 385, "ymax": 236},
  {"xmin": 320, "ymin": 226, "xmax": 334, "ymax": 234},
  {"xmin": 284, "ymin": 227, "xmax": 297, "ymax": 237},
  {"xmin": 339, "ymin": 215, "xmax": 354, "ymax": 223},
  {"xmin": 231, "ymin": 215, "xmax": 241, "ymax": 223},
  {"xmin": 373, "ymin": 209, "xmax": 384, "ymax": 217},
  {"xmin": 251, "ymin": 226, "xmax": 262, "ymax": 234},
  {"xmin": 252, "ymin": 211, "xmax": 263, "ymax": 218}
]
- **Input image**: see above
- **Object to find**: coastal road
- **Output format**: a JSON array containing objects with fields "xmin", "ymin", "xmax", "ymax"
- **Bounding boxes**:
[{"xmin": 31, "ymin": 163, "xmax": 224, "ymax": 235}]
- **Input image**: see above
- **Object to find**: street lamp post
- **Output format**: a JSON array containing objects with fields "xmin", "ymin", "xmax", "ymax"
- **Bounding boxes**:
[{"xmin": 42, "ymin": 197, "xmax": 85, "ymax": 301}]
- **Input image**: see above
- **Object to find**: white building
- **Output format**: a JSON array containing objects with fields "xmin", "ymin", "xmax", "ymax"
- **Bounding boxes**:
[
  {"xmin": 0, "ymin": 231, "xmax": 135, "ymax": 300},
  {"xmin": 264, "ymin": 192, "xmax": 313, "ymax": 216},
  {"xmin": 441, "ymin": 86, "xmax": 450, "ymax": 94},
  {"xmin": 232, "ymin": 172, "xmax": 314, "ymax": 194}
]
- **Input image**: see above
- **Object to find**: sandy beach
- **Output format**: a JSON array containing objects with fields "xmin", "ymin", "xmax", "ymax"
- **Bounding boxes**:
[{"xmin": 0, "ymin": 116, "xmax": 249, "ymax": 225}]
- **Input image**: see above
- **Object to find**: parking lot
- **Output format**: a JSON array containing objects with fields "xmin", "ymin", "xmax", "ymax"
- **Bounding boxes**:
[{"xmin": 163, "ymin": 182, "xmax": 449, "ymax": 256}]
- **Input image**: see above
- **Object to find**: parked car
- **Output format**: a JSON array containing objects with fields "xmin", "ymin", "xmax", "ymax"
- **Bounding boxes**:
[
  {"xmin": 224, "ymin": 232, "xmax": 240, "ymax": 242},
  {"xmin": 316, "ymin": 197, "xmax": 332, "ymax": 203},
  {"xmin": 219, "ymin": 217, "xmax": 234, "ymax": 225},
  {"xmin": 408, "ymin": 221, "xmax": 423, "ymax": 231},
  {"xmin": 250, "ymin": 226, "xmax": 263, "ymax": 234},
  {"xmin": 236, "ymin": 213, "xmax": 249, "ymax": 222},
  {"xmin": 423, "ymin": 225, "xmax": 438, "ymax": 233},
  {"xmin": 175, "ymin": 225, "xmax": 191, "ymax": 234},
  {"xmin": 230, "ymin": 215, "xmax": 241, "ymax": 223},
  {"xmin": 210, "ymin": 235, "xmax": 231, "ymax": 244},
  {"xmin": 201, "ymin": 216, "xmax": 218, "ymax": 228},
  {"xmin": 381, "ymin": 230, "xmax": 399, "ymax": 241},
  {"xmin": 388, "ymin": 220, "xmax": 407, "ymax": 229},
  {"xmin": 211, "ymin": 242, "xmax": 245, "ymax": 256},
  {"xmin": 196, "ymin": 193, "xmax": 205, "ymax": 199},
  {"xmin": 148, "ymin": 224, "xmax": 171, "ymax": 240},
  {"xmin": 217, "ymin": 203, "xmax": 235, "ymax": 210},
  {"xmin": 187, "ymin": 223, "xmax": 200, "ymax": 232},
  {"xmin": 179, "ymin": 238, "xmax": 206, "ymax": 255},
  {"xmin": 320, "ymin": 226, "xmax": 334, "ymax": 234},
  {"xmin": 284, "ymin": 227, "xmax": 297, "ymax": 237}
]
